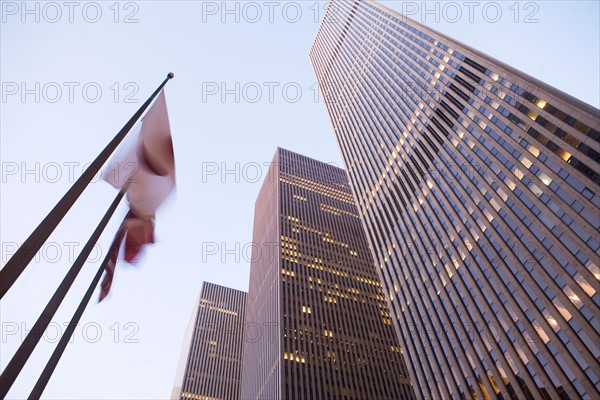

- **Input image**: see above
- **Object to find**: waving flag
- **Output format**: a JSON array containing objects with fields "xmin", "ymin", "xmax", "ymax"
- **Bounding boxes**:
[{"xmin": 100, "ymin": 91, "xmax": 175, "ymax": 301}]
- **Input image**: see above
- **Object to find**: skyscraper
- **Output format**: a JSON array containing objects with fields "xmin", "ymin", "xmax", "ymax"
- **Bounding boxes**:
[
  {"xmin": 171, "ymin": 282, "xmax": 246, "ymax": 400},
  {"xmin": 240, "ymin": 148, "xmax": 415, "ymax": 399},
  {"xmin": 311, "ymin": 1, "xmax": 599, "ymax": 399}
]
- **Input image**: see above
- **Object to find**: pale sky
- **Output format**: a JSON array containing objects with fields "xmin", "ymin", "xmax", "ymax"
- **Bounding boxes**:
[{"xmin": 1, "ymin": 1, "xmax": 598, "ymax": 399}]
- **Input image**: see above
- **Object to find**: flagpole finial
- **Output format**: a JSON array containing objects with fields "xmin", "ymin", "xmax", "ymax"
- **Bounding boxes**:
[{"xmin": 168, "ymin": 72, "xmax": 174, "ymax": 79}]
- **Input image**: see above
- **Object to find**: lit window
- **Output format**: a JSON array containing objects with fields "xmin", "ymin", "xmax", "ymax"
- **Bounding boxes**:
[
  {"xmin": 520, "ymin": 157, "xmax": 533, "ymax": 169},
  {"xmin": 585, "ymin": 260, "xmax": 599, "ymax": 280},
  {"xmin": 513, "ymin": 168, "xmax": 525, "ymax": 180},
  {"xmin": 563, "ymin": 287, "xmax": 583, "ymax": 309},
  {"xmin": 557, "ymin": 149, "xmax": 571, "ymax": 161},
  {"xmin": 489, "ymin": 198, "xmax": 501, "ymax": 212},
  {"xmin": 544, "ymin": 309, "xmax": 559, "ymax": 331},
  {"xmin": 538, "ymin": 172, "xmax": 552, "ymax": 186},
  {"xmin": 552, "ymin": 297, "xmax": 572, "ymax": 321},
  {"xmin": 444, "ymin": 263, "xmax": 454, "ymax": 279},
  {"xmin": 529, "ymin": 184, "xmax": 543, "ymax": 197},
  {"xmin": 496, "ymin": 188, "xmax": 508, "ymax": 202},
  {"xmin": 506, "ymin": 179, "xmax": 516, "ymax": 191},
  {"xmin": 483, "ymin": 208, "xmax": 494, "ymax": 222},
  {"xmin": 528, "ymin": 145, "xmax": 540, "ymax": 158},
  {"xmin": 574, "ymin": 273, "xmax": 596, "ymax": 297},
  {"xmin": 532, "ymin": 321, "xmax": 550, "ymax": 344}
]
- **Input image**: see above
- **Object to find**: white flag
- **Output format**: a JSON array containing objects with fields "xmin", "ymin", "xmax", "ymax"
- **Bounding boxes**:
[
  {"xmin": 103, "ymin": 91, "xmax": 176, "ymax": 217},
  {"xmin": 99, "ymin": 90, "xmax": 176, "ymax": 301}
]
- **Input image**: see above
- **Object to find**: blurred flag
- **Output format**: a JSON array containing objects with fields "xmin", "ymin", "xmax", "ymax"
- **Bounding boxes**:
[{"xmin": 100, "ymin": 91, "xmax": 175, "ymax": 301}]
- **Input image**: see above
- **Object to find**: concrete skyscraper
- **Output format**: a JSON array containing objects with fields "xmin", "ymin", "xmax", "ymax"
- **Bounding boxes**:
[
  {"xmin": 311, "ymin": 1, "xmax": 599, "ymax": 399},
  {"xmin": 240, "ymin": 148, "xmax": 415, "ymax": 399},
  {"xmin": 172, "ymin": 282, "xmax": 247, "ymax": 400}
]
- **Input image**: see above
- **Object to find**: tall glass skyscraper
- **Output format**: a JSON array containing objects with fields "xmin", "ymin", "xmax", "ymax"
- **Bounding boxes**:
[
  {"xmin": 171, "ymin": 282, "xmax": 247, "ymax": 400},
  {"xmin": 311, "ymin": 1, "xmax": 599, "ymax": 399},
  {"xmin": 240, "ymin": 148, "xmax": 415, "ymax": 399}
]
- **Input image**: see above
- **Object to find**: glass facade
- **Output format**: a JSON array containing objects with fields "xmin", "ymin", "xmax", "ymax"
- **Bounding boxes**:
[
  {"xmin": 240, "ymin": 148, "xmax": 416, "ymax": 399},
  {"xmin": 311, "ymin": 1, "xmax": 599, "ymax": 399}
]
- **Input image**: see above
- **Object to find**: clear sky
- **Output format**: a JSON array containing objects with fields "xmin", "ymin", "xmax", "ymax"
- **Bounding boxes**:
[{"xmin": 1, "ymin": 1, "xmax": 598, "ymax": 399}]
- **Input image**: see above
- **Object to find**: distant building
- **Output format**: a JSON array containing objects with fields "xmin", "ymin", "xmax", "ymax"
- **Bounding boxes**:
[
  {"xmin": 172, "ymin": 282, "xmax": 246, "ymax": 400},
  {"xmin": 240, "ymin": 148, "xmax": 415, "ymax": 399},
  {"xmin": 311, "ymin": 1, "xmax": 600, "ymax": 399}
]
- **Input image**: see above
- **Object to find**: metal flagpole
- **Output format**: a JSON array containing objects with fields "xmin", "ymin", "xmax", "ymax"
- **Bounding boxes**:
[
  {"xmin": 0, "ymin": 72, "xmax": 174, "ymax": 299},
  {"xmin": 27, "ymin": 225, "xmax": 124, "ymax": 399},
  {"xmin": 0, "ymin": 188, "xmax": 127, "ymax": 399}
]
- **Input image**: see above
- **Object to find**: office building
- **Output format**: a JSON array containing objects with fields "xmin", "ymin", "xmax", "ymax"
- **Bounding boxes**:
[
  {"xmin": 240, "ymin": 148, "xmax": 415, "ymax": 399},
  {"xmin": 311, "ymin": 1, "xmax": 599, "ymax": 399},
  {"xmin": 172, "ymin": 282, "xmax": 246, "ymax": 400}
]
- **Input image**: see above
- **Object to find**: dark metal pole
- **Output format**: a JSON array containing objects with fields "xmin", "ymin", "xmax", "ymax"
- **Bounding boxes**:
[
  {"xmin": 0, "ymin": 72, "xmax": 174, "ymax": 299},
  {"xmin": 0, "ymin": 188, "xmax": 127, "ymax": 399},
  {"xmin": 27, "ymin": 229, "xmax": 122, "ymax": 400}
]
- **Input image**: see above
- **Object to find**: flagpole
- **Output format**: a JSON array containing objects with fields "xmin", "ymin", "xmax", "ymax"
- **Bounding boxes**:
[
  {"xmin": 0, "ymin": 73, "xmax": 174, "ymax": 299},
  {"xmin": 0, "ymin": 188, "xmax": 127, "ymax": 399},
  {"xmin": 27, "ymin": 231, "xmax": 122, "ymax": 400}
]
